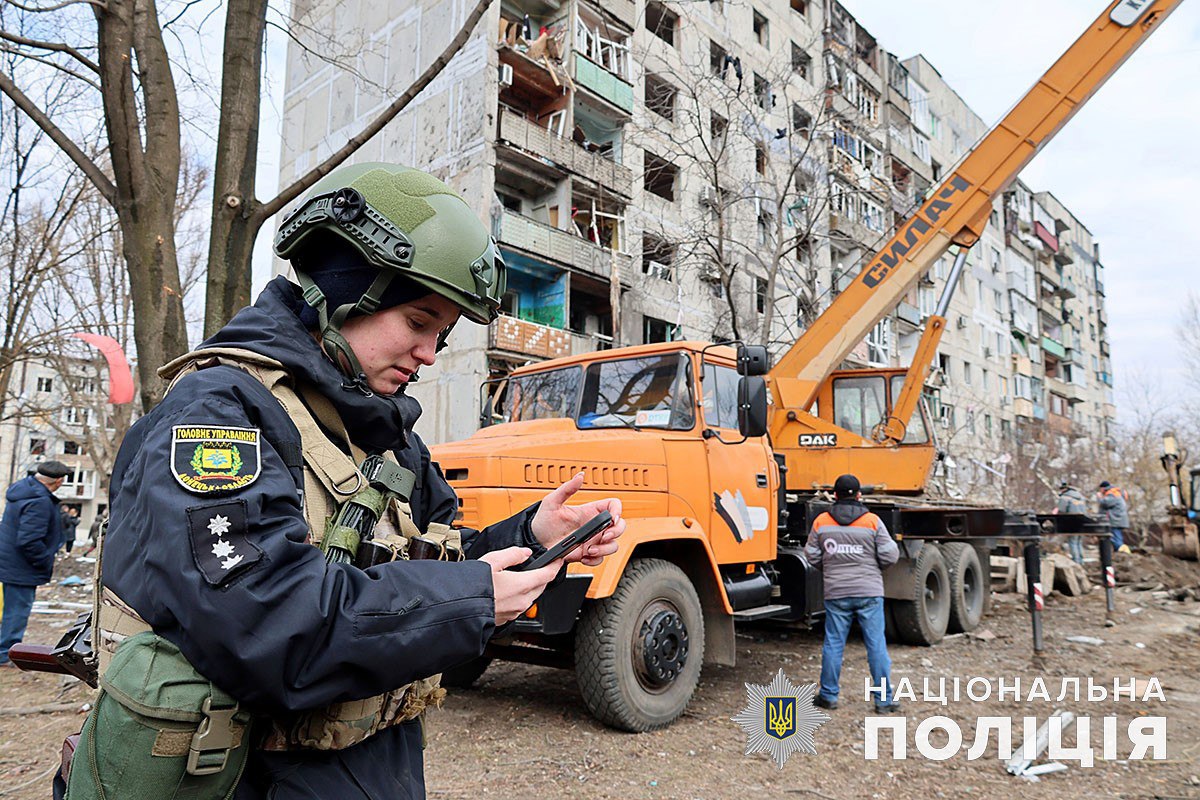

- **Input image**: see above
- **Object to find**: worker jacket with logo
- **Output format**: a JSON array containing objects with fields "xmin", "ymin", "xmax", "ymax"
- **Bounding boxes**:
[
  {"xmin": 804, "ymin": 500, "xmax": 899, "ymax": 600},
  {"xmin": 1056, "ymin": 487, "xmax": 1087, "ymax": 515},
  {"xmin": 1098, "ymin": 487, "xmax": 1130, "ymax": 528},
  {"xmin": 100, "ymin": 278, "xmax": 548, "ymax": 800}
]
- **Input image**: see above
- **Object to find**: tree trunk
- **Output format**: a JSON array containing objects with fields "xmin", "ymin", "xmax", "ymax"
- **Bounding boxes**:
[
  {"xmin": 203, "ymin": 0, "xmax": 268, "ymax": 336},
  {"xmin": 95, "ymin": 0, "xmax": 188, "ymax": 410}
]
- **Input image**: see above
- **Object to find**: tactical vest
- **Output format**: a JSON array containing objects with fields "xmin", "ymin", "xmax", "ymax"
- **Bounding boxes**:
[{"xmin": 94, "ymin": 346, "xmax": 461, "ymax": 753}]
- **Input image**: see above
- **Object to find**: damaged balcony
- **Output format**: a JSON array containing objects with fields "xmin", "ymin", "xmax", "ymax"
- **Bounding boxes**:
[
  {"xmin": 572, "ymin": 3, "xmax": 633, "ymax": 113},
  {"xmin": 494, "ymin": 166, "xmax": 632, "ymax": 284}
]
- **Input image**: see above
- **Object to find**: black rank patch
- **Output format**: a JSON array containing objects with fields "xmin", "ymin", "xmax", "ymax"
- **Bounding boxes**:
[
  {"xmin": 187, "ymin": 500, "xmax": 263, "ymax": 587},
  {"xmin": 172, "ymin": 425, "xmax": 262, "ymax": 494}
]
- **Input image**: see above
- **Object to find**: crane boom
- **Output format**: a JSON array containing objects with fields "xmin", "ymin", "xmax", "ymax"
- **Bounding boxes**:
[{"xmin": 769, "ymin": 0, "xmax": 1183, "ymax": 413}]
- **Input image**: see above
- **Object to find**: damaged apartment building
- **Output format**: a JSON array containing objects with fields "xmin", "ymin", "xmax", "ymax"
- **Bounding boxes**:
[{"xmin": 277, "ymin": 0, "xmax": 1116, "ymax": 496}]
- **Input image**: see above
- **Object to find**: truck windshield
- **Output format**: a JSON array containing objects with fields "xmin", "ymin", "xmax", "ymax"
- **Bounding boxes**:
[
  {"xmin": 505, "ymin": 367, "xmax": 582, "ymax": 423},
  {"xmin": 577, "ymin": 353, "xmax": 695, "ymax": 430}
]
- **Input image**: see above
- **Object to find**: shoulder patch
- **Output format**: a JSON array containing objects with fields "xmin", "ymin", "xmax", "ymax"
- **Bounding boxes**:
[
  {"xmin": 172, "ymin": 425, "xmax": 262, "ymax": 494},
  {"xmin": 187, "ymin": 500, "xmax": 263, "ymax": 586}
]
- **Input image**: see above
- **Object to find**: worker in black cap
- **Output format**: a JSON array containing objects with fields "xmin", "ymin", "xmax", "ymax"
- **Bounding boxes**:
[
  {"xmin": 0, "ymin": 460, "xmax": 70, "ymax": 665},
  {"xmin": 805, "ymin": 473, "xmax": 900, "ymax": 712}
]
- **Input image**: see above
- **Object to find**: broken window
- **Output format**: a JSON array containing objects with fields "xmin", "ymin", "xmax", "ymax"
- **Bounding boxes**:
[
  {"xmin": 29, "ymin": 437, "xmax": 47, "ymax": 455},
  {"xmin": 645, "ymin": 73, "xmax": 676, "ymax": 120},
  {"xmin": 755, "ymin": 276, "xmax": 768, "ymax": 313},
  {"xmin": 709, "ymin": 40, "xmax": 727, "ymax": 76},
  {"xmin": 754, "ymin": 73, "xmax": 772, "ymax": 112},
  {"xmin": 790, "ymin": 0, "xmax": 808, "ymax": 16},
  {"xmin": 791, "ymin": 104, "xmax": 812, "ymax": 139},
  {"xmin": 755, "ymin": 141, "xmax": 768, "ymax": 175},
  {"xmin": 791, "ymin": 42, "xmax": 811, "ymax": 80},
  {"xmin": 710, "ymin": 111, "xmax": 728, "ymax": 149},
  {"xmin": 643, "ymin": 151, "xmax": 677, "ymax": 201},
  {"xmin": 642, "ymin": 316, "xmax": 674, "ymax": 344},
  {"xmin": 646, "ymin": 2, "xmax": 678, "ymax": 47},
  {"xmin": 642, "ymin": 234, "xmax": 676, "ymax": 280},
  {"xmin": 752, "ymin": 9, "xmax": 769, "ymax": 48}
]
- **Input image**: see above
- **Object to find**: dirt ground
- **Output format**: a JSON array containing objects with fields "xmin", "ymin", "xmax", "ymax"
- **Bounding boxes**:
[{"xmin": 1, "ymin": 547, "xmax": 1197, "ymax": 800}]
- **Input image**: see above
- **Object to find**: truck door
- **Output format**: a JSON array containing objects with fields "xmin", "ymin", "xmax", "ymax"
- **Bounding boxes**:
[{"xmin": 701, "ymin": 360, "xmax": 777, "ymax": 565}]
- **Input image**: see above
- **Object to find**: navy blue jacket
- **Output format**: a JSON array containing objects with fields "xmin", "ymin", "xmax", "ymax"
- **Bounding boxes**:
[
  {"xmin": 104, "ymin": 278, "xmax": 545, "ymax": 800},
  {"xmin": 0, "ymin": 476, "xmax": 63, "ymax": 586}
]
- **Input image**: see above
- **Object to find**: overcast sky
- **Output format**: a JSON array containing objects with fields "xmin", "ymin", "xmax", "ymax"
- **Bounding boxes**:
[
  {"xmin": 252, "ymin": 0, "xmax": 1200, "ymax": 419},
  {"xmin": 834, "ymin": 0, "xmax": 1200, "ymax": 415}
]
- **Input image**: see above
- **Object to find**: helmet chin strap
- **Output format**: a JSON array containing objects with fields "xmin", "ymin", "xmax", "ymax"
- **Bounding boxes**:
[{"xmin": 296, "ymin": 269, "xmax": 397, "ymax": 394}]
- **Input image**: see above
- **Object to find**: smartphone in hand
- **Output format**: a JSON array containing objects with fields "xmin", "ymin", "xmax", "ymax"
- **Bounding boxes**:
[{"xmin": 518, "ymin": 511, "xmax": 614, "ymax": 571}]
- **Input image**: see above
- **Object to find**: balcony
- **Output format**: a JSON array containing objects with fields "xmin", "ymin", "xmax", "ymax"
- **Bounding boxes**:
[
  {"xmin": 499, "ymin": 210, "xmax": 631, "ymax": 282},
  {"xmin": 1006, "ymin": 271, "xmax": 1032, "ymax": 296},
  {"xmin": 1033, "ymin": 403, "xmax": 1047, "ymax": 421},
  {"xmin": 1099, "ymin": 370, "xmax": 1113, "ymax": 386},
  {"xmin": 1053, "ymin": 246, "xmax": 1074, "ymax": 266},
  {"xmin": 1048, "ymin": 413, "xmax": 1072, "ymax": 435},
  {"xmin": 1058, "ymin": 277, "xmax": 1077, "ymax": 299},
  {"xmin": 573, "ymin": 53, "xmax": 633, "ymax": 113},
  {"xmin": 498, "ymin": 107, "xmax": 633, "ymax": 196},
  {"xmin": 599, "ymin": 0, "xmax": 635, "ymax": 28},
  {"xmin": 896, "ymin": 301, "xmax": 921, "ymax": 328},
  {"xmin": 1013, "ymin": 397, "xmax": 1035, "ymax": 419},
  {"xmin": 1040, "ymin": 336, "xmax": 1066, "ymax": 359}
]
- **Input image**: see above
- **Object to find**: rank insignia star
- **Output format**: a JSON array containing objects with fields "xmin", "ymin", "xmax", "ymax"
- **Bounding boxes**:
[
  {"xmin": 731, "ymin": 668, "xmax": 829, "ymax": 769},
  {"xmin": 208, "ymin": 514, "xmax": 232, "ymax": 536}
]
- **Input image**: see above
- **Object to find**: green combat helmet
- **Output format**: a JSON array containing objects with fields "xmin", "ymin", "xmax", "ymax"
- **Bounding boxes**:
[{"xmin": 274, "ymin": 162, "xmax": 506, "ymax": 379}]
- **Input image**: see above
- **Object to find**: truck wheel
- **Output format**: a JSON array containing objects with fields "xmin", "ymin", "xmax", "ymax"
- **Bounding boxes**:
[
  {"xmin": 942, "ymin": 542, "xmax": 985, "ymax": 633},
  {"xmin": 891, "ymin": 543, "xmax": 950, "ymax": 646},
  {"xmin": 440, "ymin": 656, "xmax": 492, "ymax": 689},
  {"xmin": 575, "ymin": 558, "xmax": 705, "ymax": 732}
]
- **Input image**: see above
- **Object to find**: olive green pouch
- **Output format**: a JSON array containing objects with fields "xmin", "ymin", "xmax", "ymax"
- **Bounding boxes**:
[{"xmin": 66, "ymin": 632, "xmax": 252, "ymax": 800}]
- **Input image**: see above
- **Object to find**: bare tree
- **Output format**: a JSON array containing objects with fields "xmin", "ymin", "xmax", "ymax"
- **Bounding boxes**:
[
  {"xmin": 1, "ymin": 0, "xmax": 496, "ymax": 410},
  {"xmin": 631, "ymin": 38, "xmax": 834, "ymax": 346}
]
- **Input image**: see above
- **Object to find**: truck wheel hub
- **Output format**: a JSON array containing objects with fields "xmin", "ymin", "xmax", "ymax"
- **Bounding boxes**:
[{"xmin": 636, "ymin": 608, "xmax": 688, "ymax": 688}]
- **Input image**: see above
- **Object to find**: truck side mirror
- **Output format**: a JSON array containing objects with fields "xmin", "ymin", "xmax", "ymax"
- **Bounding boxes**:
[
  {"xmin": 738, "ymin": 376, "xmax": 768, "ymax": 438},
  {"xmin": 736, "ymin": 344, "xmax": 770, "ymax": 376}
]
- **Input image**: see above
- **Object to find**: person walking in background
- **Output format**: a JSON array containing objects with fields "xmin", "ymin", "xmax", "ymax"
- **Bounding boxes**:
[
  {"xmin": 805, "ymin": 474, "xmax": 900, "ymax": 713},
  {"xmin": 1097, "ymin": 480, "xmax": 1131, "ymax": 554},
  {"xmin": 0, "ymin": 461, "xmax": 69, "ymax": 665},
  {"xmin": 59, "ymin": 506, "xmax": 80, "ymax": 554},
  {"xmin": 1056, "ymin": 481, "xmax": 1087, "ymax": 565}
]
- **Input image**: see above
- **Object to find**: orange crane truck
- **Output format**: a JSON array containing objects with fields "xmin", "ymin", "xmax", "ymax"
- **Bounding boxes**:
[{"xmin": 431, "ymin": 0, "xmax": 1181, "ymax": 731}]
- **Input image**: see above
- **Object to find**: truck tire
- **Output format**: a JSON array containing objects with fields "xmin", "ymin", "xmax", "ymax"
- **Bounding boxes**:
[
  {"xmin": 941, "ymin": 542, "xmax": 985, "ymax": 633},
  {"xmin": 440, "ymin": 656, "xmax": 492, "ymax": 688},
  {"xmin": 575, "ymin": 558, "xmax": 705, "ymax": 732},
  {"xmin": 891, "ymin": 543, "xmax": 950, "ymax": 646}
]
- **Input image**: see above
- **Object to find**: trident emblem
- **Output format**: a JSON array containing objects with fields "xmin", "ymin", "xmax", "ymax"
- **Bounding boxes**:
[{"xmin": 766, "ymin": 697, "xmax": 796, "ymax": 740}]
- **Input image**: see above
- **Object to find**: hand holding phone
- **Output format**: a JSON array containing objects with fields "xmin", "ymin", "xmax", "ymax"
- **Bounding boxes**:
[{"xmin": 518, "ymin": 511, "xmax": 613, "ymax": 571}]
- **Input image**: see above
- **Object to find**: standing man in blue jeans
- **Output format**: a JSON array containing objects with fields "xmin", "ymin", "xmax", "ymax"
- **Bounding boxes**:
[
  {"xmin": 0, "ymin": 460, "xmax": 69, "ymax": 665},
  {"xmin": 805, "ymin": 474, "xmax": 900, "ymax": 712}
]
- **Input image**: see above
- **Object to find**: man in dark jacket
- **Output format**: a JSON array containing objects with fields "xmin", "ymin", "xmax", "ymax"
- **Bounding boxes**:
[
  {"xmin": 1056, "ymin": 482, "xmax": 1087, "ymax": 564},
  {"xmin": 805, "ymin": 474, "xmax": 899, "ymax": 712},
  {"xmin": 0, "ymin": 460, "xmax": 69, "ymax": 664},
  {"xmin": 86, "ymin": 164, "xmax": 624, "ymax": 799},
  {"xmin": 59, "ymin": 506, "xmax": 80, "ymax": 554}
]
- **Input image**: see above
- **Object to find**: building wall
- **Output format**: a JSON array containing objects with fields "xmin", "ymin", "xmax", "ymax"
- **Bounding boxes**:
[
  {"xmin": 0, "ymin": 360, "xmax": 116, "ymax": 539},
  {"xmin": 278, "ymin": 0, "xmax": 1117, "ymax": 482}
]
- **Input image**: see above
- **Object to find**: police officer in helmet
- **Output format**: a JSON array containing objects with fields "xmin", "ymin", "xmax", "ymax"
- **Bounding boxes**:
[{"xmin": 84, "ymin": 163, "xmax": 624, "ymax": 799}]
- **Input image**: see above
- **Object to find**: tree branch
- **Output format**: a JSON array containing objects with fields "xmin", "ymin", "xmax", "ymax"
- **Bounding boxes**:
[
  {"xmin": 3, "ymin": 0, "xmax": 105, "ymax": 12},
  {"xmin": 0, "ymin": 44, "xmax": 100, "ymax": 88},
  {"xmin": 0, "ymin": 70, "xmax": 114, "ymax": 203},
  {"xmin": 255, "ymin": 0, "xmax": 494, "ymax": 222},
  {"xmin": 0, "ymin": 29, "xmax": 99, "ymax": 72}
]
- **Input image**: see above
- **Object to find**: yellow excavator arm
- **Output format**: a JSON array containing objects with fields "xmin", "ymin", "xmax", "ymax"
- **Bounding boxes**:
[{"xmin": 769, "ymin": 0, "xmax": 1184, "ymax": 420}]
